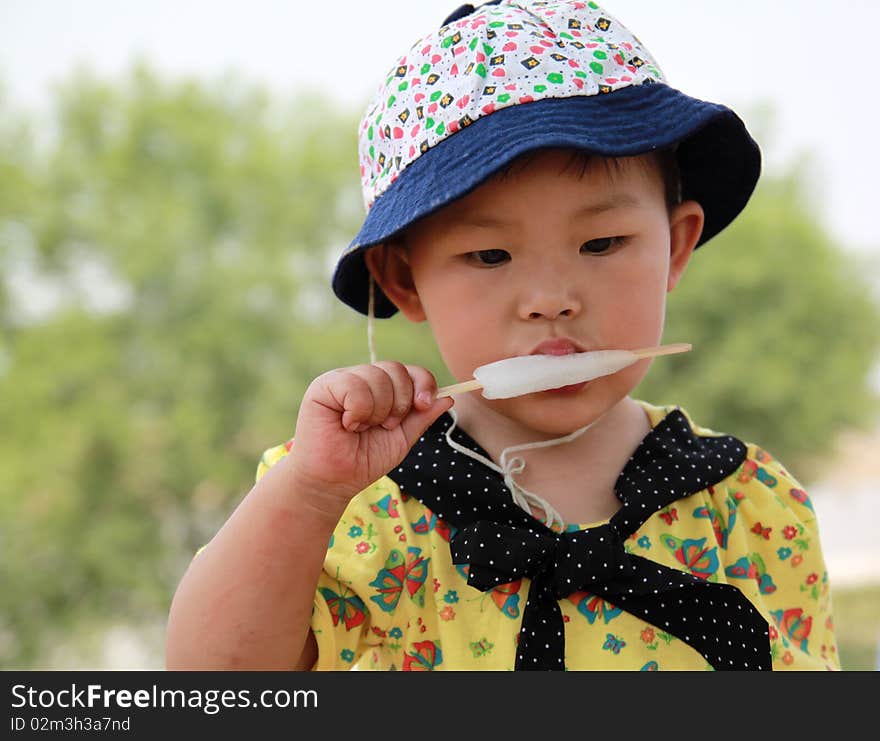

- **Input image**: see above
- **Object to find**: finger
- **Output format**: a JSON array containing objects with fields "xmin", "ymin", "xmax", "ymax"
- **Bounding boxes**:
[
  {"xmin": 321, "ymin": 370, "xmax": 377, "ymax": 432},
  {"xmin": 371, "ymin": 360, "xmax": 415, "ymax": 430},
  {"xmin": 326, "ymin": 369, "xmax": 388, "ymax": 432},
  {"xmin": 399, "ymin": 395, "xmax": 455, "ymax": 448},
  {"xmin": 404, "ymin": 364, "xmax": 443, "ymax": 411},
  {"xmin": 345, "ymin": 364, "xmax": 396, "ymax": 427}
]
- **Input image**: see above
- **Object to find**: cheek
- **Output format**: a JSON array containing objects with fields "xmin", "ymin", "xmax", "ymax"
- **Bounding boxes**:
[
  {"xmin": 417, "ymin": 285, "xmax": 497, "ymax": 376},
  {"xmin": 416, "ymin": 268, "xmax": 509, "ymax": 356},
  {"xmin": 591, "ymin": 279, "xmax": 666, "ymax": 343},
  {"xmin": 595, "ymin": 252, "xmax": 669, "ymax": 335},
  {"xmin": 432, "ymin": 318, "xmax": 504, "ymax": 380}
]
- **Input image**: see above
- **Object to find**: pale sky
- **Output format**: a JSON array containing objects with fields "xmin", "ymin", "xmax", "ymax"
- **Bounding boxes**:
[{"xmin": 1, "ymin": 0, "xmax": 879, "ymax": 256}]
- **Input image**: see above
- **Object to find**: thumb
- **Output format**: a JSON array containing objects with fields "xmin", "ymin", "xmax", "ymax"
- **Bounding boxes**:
[{"xmin": 399, "ymin": 396, "xmax": 455, "ymax": 449}]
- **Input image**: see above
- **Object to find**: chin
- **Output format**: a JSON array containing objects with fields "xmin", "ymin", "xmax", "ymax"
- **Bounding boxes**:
[{"xmin": 490, "ymin": 383, "xmax": 626, "ymax": 438}]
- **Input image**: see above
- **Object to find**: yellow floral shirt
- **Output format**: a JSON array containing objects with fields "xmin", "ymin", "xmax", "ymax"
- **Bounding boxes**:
[{"xmin": 255, "ymin": 401, "xmax": 839, "ymax": 671}]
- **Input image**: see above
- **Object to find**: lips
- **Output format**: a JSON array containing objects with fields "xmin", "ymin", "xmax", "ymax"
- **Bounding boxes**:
[{"xmin": 529, "ymin": 338, "xmax": 585, "ymax": 356}]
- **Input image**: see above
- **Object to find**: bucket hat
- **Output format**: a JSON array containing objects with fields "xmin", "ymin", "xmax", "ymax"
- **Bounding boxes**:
[{"xmin": 332, "ymin": 0, "xmax": 761, "ymax": 317}]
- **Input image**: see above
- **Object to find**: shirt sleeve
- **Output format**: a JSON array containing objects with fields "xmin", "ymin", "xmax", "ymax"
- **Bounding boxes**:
[
  {"xmin": 255, "ymin": 440, "xmax": 401, "ymax": 670},
  {"xmin": 715, "ymin": 443, "xmax": 840, "ymax": 670}
]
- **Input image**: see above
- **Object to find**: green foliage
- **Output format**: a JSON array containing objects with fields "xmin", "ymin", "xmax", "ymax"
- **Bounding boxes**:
[
  {"xmin": 636, "ymin": 171, "xmax": 880, "ymax": 480},
  {"xmin": 0, "ymin": 66, "xmax": 877, "ymax": 667},
  {"xmin": 0, "ymin": 65, "xmax": 381, "ymax": 667}
]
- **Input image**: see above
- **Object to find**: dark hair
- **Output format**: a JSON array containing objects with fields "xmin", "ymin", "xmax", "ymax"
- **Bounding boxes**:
[{"xmin": 497, "ymin": 147, "xmax": 682, "ymax": 213}]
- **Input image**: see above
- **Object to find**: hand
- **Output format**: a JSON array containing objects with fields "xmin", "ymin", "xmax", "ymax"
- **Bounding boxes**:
[{"xmin": 284, "ymin": 361, "xmax": 454, "ymax": 509}]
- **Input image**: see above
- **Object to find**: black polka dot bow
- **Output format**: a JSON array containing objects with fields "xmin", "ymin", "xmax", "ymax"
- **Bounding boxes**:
[
  {"xmin": 449, "ymin": 519, "xmax": 770, "ymax": 670},
  {"xmin": 450, "ymin": 522, "xmax": 637, "ymax": 669},
  {"xmin": 450, "ymin": 521, "xmax": 632, "ymax": 594},
  {"xmin": 392, "ymin": 409, "xmax": 772, "ymax": 671}
]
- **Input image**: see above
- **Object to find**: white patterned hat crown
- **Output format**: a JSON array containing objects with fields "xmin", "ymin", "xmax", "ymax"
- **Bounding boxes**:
[{"xmin": 359, "ymin": 0, "xmax": 664, "ymax": 209}]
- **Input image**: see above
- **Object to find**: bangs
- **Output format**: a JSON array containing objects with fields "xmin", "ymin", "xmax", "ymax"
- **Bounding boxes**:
[{"xmin": 496, "ymin": 147, "xmax": 682, "ymax": 211}]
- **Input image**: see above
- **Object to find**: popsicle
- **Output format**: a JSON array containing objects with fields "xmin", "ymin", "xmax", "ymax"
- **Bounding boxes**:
[{"xmin": 435, "ymin": 343, "xmax": 691, "ymax": 399}]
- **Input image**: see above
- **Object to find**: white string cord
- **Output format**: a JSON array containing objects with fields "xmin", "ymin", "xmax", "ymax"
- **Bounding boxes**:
[
  {"xmin": 443, "ymin": 406, "xmax": 597, "ymax": 531},
  {"xmin": 367, "ymin": 274, "xmax": 377, "ymax": 364}
]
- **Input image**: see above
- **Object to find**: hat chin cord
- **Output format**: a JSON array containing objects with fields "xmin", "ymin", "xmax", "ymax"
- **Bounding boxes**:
[
  {"xmin": 367, "ymin": 274, "xmax": 599, "ymax": 530},
  {"xmin": 367, "ymin": 274, "xmax": 378, "ymax": 364},
  {"xmin": 443, "ymin": 407, "xmax": 597, "ymax": 532}
]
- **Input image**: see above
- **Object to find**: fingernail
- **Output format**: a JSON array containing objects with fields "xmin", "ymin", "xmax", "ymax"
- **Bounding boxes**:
[
  {"xmin": 417, "ymin": 391, "xmax": 433, "ymax": 407},
  {"xmin": 354, "ymin": 423, "xmax": 370, "ymax": 433}
]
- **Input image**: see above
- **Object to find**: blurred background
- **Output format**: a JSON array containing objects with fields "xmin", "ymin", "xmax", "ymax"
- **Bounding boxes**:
[{"xmin": 1, "ymin": 0, "xmax": 878, "ymax": 670}]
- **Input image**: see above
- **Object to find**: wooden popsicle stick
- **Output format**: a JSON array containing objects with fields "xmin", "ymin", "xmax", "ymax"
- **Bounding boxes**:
[
  {"xmin": 436, "ymin": 379, "xmax": 482, "ymax": 399},
  {"xmin": 434, "ymin": 343, "xmax": 692, "ymax": 398},
  {"xmin": 630, "ymin": 342, "xmax": 692, "ymax": 359}
]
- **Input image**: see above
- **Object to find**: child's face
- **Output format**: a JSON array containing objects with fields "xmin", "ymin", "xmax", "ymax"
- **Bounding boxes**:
[{"xmin": 371, "ymin": 148, "xmax": 704, "ymax": 437}]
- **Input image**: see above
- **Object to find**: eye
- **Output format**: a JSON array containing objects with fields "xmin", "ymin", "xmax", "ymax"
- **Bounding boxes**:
[
  {"xmin": 468, "ymin": 249, "xmax": 511, "ymax": 266},
  {"xmin": 580, "ymin": 236, "xmax": 626, "ymax": 255}
]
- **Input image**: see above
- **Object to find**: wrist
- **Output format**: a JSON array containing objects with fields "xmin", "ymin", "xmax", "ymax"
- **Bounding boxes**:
[{"xmin": 276, "ymin": 455, "xmax": 359, "ymax": 524}]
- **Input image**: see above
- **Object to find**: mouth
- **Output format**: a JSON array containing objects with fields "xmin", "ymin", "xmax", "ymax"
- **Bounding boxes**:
[
  {"xmin": 529, "ymin": 337, "xmax": 586, "ymax": 356},
  {"xmin": 542, "ymin": 380, "xmax": 590, "ymax": 394}
]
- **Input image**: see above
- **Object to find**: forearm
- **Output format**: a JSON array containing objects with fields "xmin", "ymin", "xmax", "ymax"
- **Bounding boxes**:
[{"xmin": 165, "ymin": 459, "xmax": 347, "ymax": 670}]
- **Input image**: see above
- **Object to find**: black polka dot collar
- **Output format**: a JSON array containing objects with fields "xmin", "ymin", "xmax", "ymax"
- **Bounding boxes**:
[{"xmin": 390, "ymin": 407, "xmax": 772, "ymax": 671}]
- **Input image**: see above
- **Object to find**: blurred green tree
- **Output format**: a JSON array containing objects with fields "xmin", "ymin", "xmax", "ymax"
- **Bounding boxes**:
[
  {"xmin": 0, "ymin": 65, "xmax": 437, "ymax": 668},
  {"xmin": 636, "ymin": 162, "xmax": 880, "ymax": 481},
  {"xmin": 0, "ymin": 67, "xmax": 877, "ymax": 667}
]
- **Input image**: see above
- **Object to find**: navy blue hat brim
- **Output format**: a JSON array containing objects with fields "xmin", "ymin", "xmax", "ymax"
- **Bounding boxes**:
[{"xmin": 333, "ymin": 83, "xmax": 760, "ymax": 318}]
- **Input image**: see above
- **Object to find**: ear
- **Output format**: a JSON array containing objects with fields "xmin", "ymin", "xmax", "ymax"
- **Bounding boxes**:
[
  {"xmin": 363, "ymin": 242, "xmax": 427, "ymax": 322},
  {"xmin": 666, "ymin": 200, "xmax": 705, "ymax": 292}
]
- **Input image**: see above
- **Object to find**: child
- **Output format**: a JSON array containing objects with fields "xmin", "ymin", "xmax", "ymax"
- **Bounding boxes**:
[{"xmin": 166, "ymin": 0, "xmax": 839, "ymax": 671}]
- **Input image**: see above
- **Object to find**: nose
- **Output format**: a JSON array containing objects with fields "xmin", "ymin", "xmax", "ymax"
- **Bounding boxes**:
[{"xmin": 517, "ymin": 262, "xmax": 583, "ymax": 321}]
